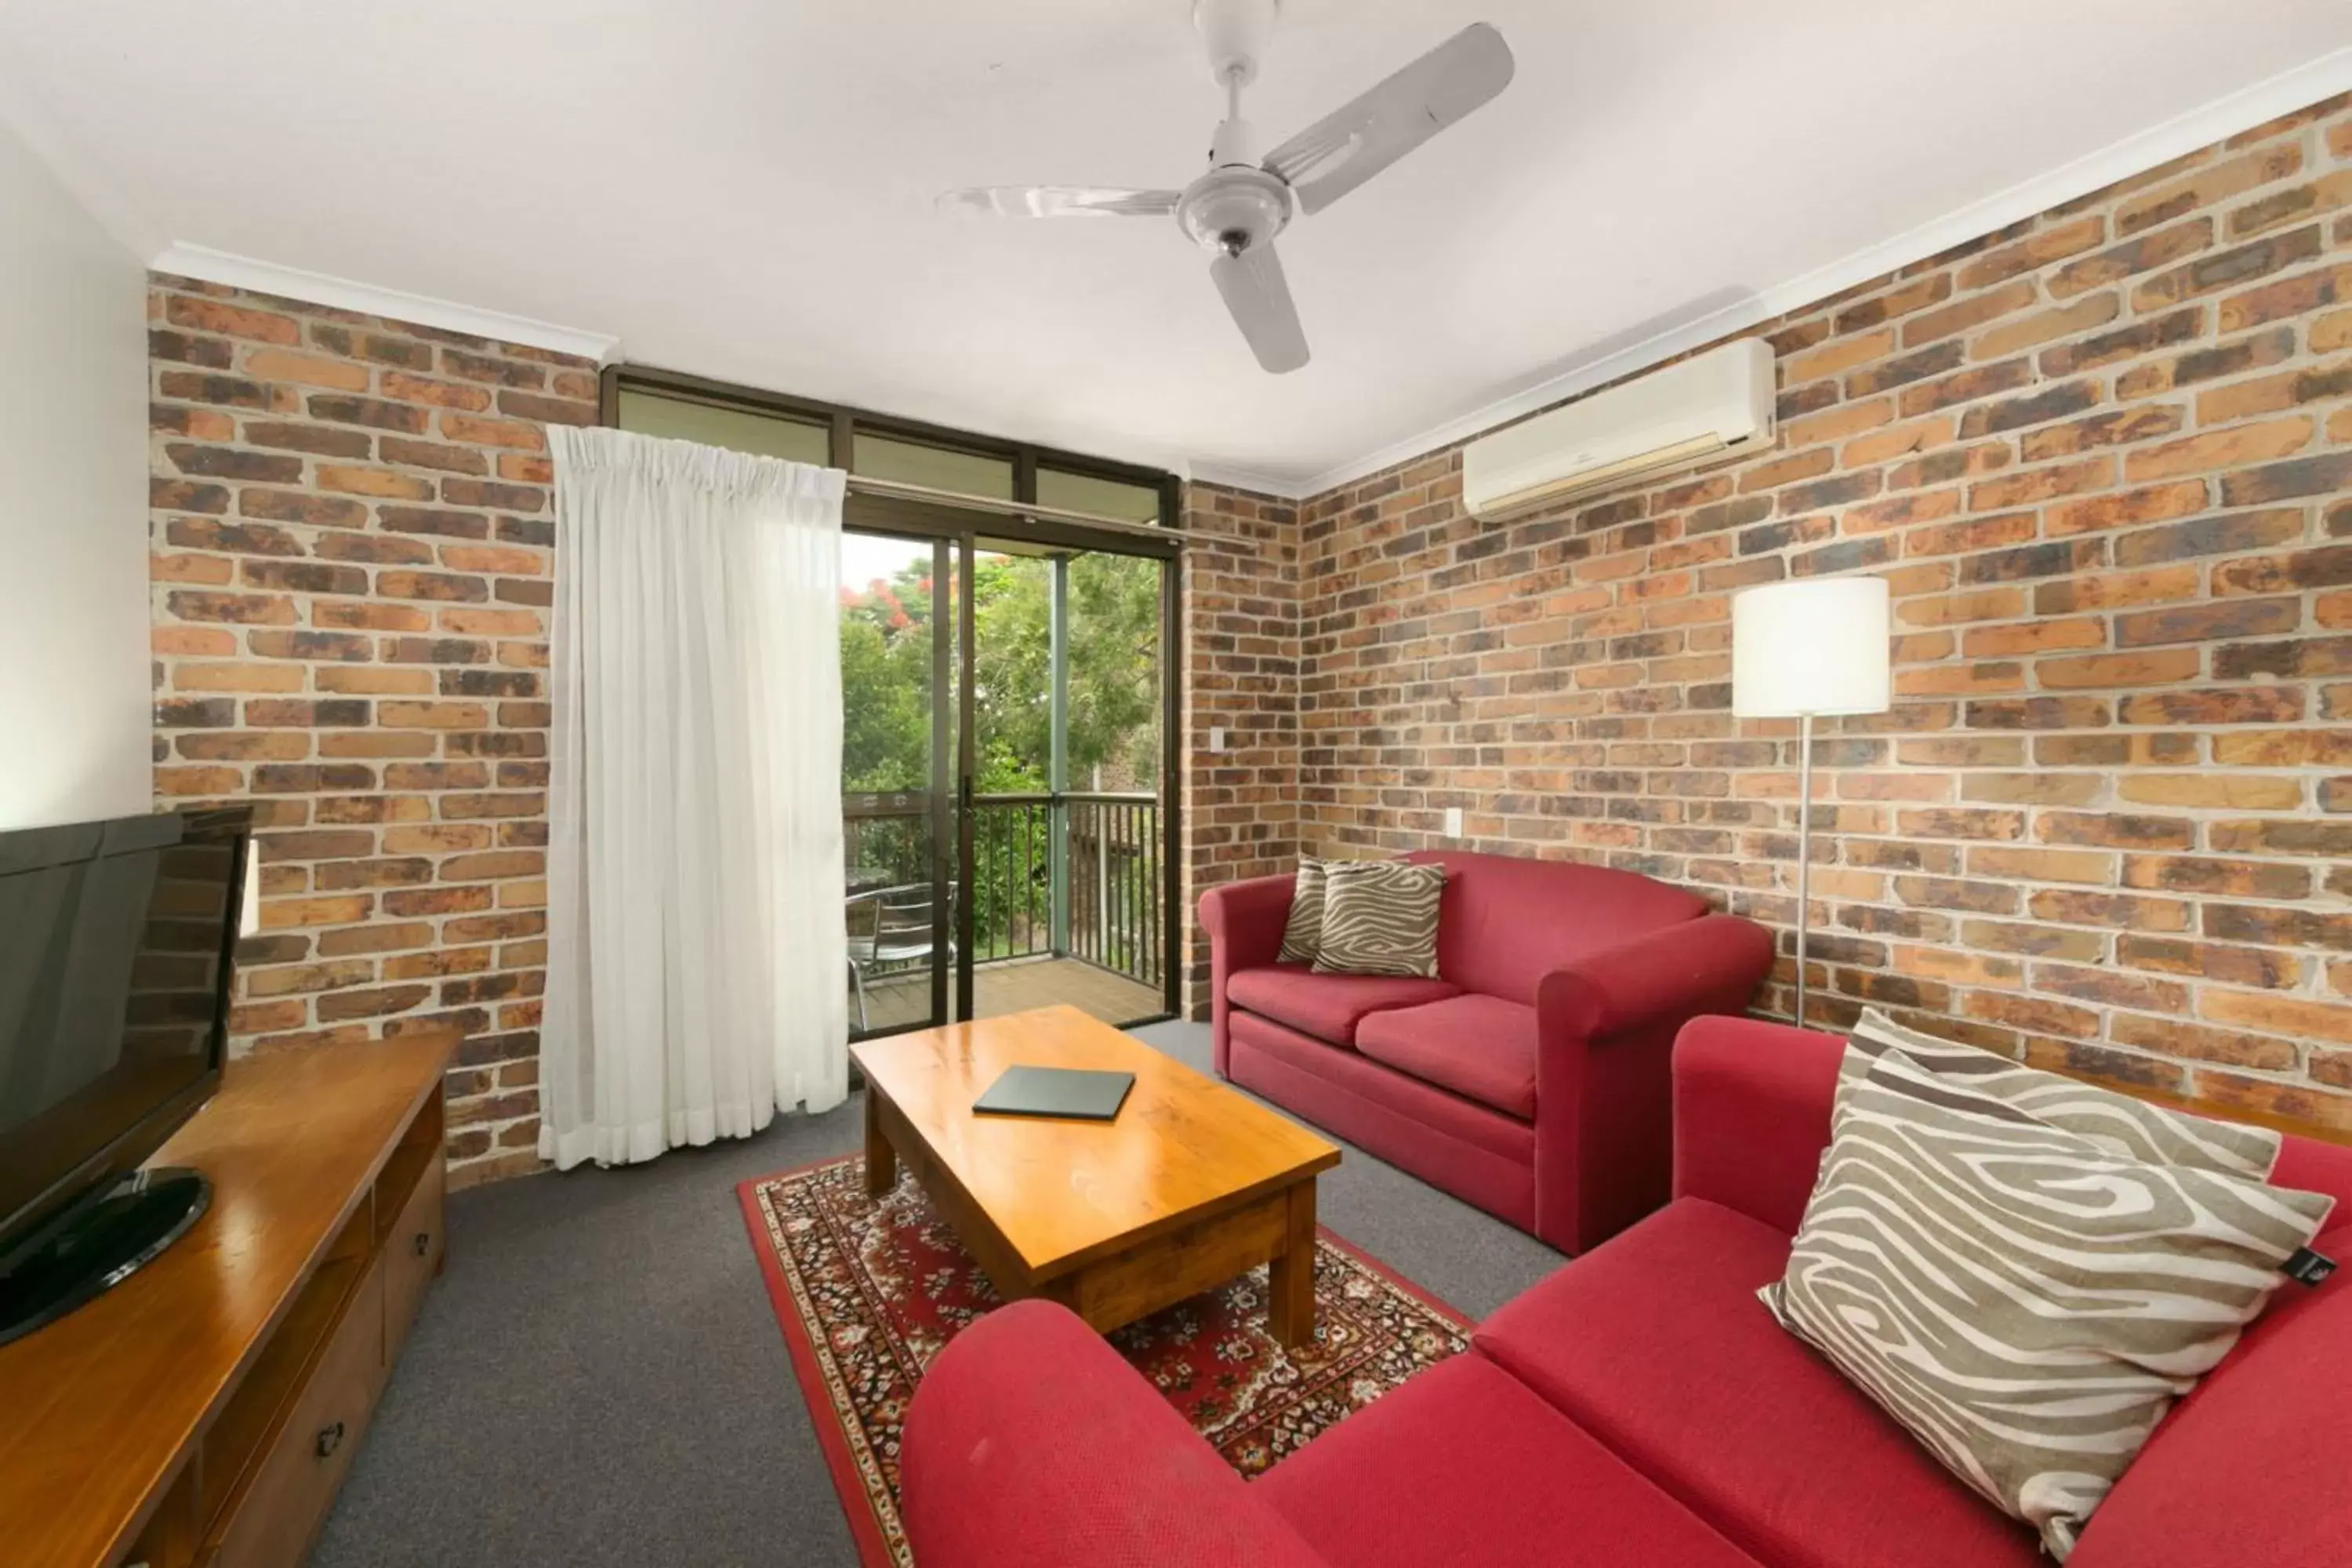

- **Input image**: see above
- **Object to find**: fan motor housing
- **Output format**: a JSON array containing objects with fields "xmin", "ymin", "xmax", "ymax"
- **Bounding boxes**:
[{"xmin": 1177, "ymin": 165, "xmax": 1292, "ymax": 255}]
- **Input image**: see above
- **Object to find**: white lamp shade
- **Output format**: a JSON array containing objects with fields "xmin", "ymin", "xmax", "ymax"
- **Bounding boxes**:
[{"xmin": 1731, "ymin": 576, "xmax": 1892, "ymax": 718}]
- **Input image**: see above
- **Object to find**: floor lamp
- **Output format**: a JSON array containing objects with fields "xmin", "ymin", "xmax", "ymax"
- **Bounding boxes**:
[{"xmin": 1731, "ymin": 576, "xmax": 1891, "ymax": 1030}]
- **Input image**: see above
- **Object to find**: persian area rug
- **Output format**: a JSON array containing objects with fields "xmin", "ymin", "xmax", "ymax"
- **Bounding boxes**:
[{"xmin": 738, "ymin": 1154, "xmax": 1470, "ymax": 1568}]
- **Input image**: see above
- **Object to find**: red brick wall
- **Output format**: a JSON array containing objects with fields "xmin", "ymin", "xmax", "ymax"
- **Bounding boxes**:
[
  {"xmin": 1178, "ymin": 482, "xmax": 1301, "ymax": 1015},
  {"xmin": 1286, "ymin": 95, "xmax": 2352, "ymax": 1132},
  {"xmin": 147, "ymin": 274, "xmax": 597, "ymax": 1188}
]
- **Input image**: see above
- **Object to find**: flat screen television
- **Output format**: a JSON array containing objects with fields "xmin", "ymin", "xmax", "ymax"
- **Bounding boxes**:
[{"xmin": 0, "ymin": 807, "xmax": 250, "ymax": 1345}]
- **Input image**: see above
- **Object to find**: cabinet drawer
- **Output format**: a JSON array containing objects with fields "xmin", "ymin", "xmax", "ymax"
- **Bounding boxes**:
[
  {"xmin": 207, "ymin": 1261, "xmax": 386, "ymax": 1568},
  {"xmin": 383, "ymin": 1152, "xmax": 444, "ymax": 1368}
]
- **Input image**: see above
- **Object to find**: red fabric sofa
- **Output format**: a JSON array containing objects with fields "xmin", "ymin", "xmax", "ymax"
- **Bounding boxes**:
[
  {"xmin": 900, "ymin": 1014, "xmax": 2352, "ymax": 1568},
  {"xmin": 1199, "ymin": 851, "xmax": 1773, "ymax": 1253}
]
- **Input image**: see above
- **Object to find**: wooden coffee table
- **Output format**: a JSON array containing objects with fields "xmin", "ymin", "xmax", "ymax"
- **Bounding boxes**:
[{"xmin": 851, "ymin": 1005, "xmax": 1341, "ymax": 1345}]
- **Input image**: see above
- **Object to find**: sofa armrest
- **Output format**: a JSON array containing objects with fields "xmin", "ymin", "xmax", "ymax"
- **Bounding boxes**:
[
  {"xmin": 1534, "ymin": 914, "xmax": 1776, "ymax": 1045},
  {"xmin": 1526, "ymin": 914, "xmax": 1776, "ymax": 1253},
  {"xmin": 1670, "ymin": 1014, "xmax": 1844, "ymax": 1236},
  {"xmin": 1198, "ymin": 873, "xmax": 1297, "ymax": 973},
  {"xmin": 1199, "ymin": 873, "xmax": 1298, "ymax": 1076},
  {"xmin": 900, "ymin": 1301, "xmax": 1329, "ymax": 1568}
]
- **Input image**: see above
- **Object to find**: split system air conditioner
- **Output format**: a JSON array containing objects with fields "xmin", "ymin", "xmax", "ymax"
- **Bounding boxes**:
[{"xmin": 1462, "ymin": 337, "xmax": 1776, "ymax": 521}]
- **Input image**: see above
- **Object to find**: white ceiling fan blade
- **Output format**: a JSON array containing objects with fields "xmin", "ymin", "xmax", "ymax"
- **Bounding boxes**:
[
  {"xmin": 937, "ymin": 185, "xmax": 1182, "ymax": 218},
  {"xmin": 1263, "ymin": 23, "xmax": 1515, "ymax": 216},
  {"xmin": 1210, "ymin": 244, "xmax": 1309, "ymax": 375}
]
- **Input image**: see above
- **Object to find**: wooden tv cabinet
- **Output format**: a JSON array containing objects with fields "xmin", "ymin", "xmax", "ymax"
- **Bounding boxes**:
[{"xmin": 0, "ymin": 1028, "xmax": 458, "ymax": 1568}]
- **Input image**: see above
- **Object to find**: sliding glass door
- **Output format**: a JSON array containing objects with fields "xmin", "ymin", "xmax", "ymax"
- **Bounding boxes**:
[
  {"xmin": 840, "ymin": 529, "xmax": 956, "ymax": 1035},
  {"xmin": 960, "ymin": 539, "xmax": 1168, "ymax": 1027},
  {"xmin": 837, "ymin": 521, "xmax": 1175, "ymax": 1038}
]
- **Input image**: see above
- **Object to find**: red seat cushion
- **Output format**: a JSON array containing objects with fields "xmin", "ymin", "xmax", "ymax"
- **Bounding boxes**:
[
  {"xmin": 2069, "ymin": 1221, "xmax": 2352, "ymax": 1568},
  {"xmin": 1230, "ymin": 1011, "xmax": 1535, "ymax": 1167},
  {"xmin": 1254, "ymin": 1352, "xmax": 1756, "ymax": 1568},
  {"xmin": 1472, "ymin": 1198, "xmax": 2041, "ymax": 1568},
  {"xmin": 1354, "ymin": 994, "xmax": 1538, "ymax": 1120},
  {"xmin": 1225, "ymin": 964, "xmax": 1458, "ymax": 1046}
]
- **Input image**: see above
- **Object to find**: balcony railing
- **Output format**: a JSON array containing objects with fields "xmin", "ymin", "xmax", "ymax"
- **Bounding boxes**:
[
  {"xmin": 844, "ymin": 791, "xmax": 1163, "ymax": 992},
  {"xmin": 1068, "ymin": 794, "xmax": 1162, "ymax": 987}
]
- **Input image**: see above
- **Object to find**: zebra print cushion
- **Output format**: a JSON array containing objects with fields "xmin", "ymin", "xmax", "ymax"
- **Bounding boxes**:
[
  {"xmin": 1849, "ymin": 1007, "xmax": 2281, "ymax": 1178},
  {"xmin": 1763, "ymin": 1046, "xmax": 2335, "ymax": 1560},
  {"xmin": 1311, "ymin": 861, "xmax": 1446, "ymax": 978},
  {"xmin": 1277, "ymin": 858, "xmax": 1327, "ymax": 964}
]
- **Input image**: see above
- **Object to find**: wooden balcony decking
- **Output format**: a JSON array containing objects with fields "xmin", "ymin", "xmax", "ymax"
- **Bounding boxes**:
[{"xmin": 851, "ymin": 954, "xmax": 1167, "ymax": 1035}]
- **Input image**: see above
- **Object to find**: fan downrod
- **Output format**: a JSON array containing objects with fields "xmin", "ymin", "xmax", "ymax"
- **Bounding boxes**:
[
  {"xmin": 1179, "ymin": 0, "xmax": 1290, "ymax": 256},
  {"xmin": 1191, "ymin": 0, "xmax": 1279, "ymax": 89}
]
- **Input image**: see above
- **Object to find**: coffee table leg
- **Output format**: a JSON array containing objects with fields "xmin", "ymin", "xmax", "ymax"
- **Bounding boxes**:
[
  {"xmin": 863, "ymin": 1089, "xmax": 897, "ymax": 1198},
  {"xmin": 1267, "ymin": 1181, "xmax": 1317, "ymax": 1348}
]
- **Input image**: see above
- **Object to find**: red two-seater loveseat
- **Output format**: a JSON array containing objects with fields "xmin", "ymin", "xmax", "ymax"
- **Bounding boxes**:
[
  {"xmin": 900, "ymin": 1015, "xmax": 2352, "ymax": 1568},
  {"xmin": 1200, "ymin": 851, "xmax": 1773, "ymax": 1254}
]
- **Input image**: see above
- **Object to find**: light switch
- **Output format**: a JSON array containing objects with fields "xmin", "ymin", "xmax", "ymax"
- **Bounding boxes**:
[
  {"xmin": 1210, "ymin": 727, "xmax": 1227, "ymax": 753},
  {"xmin": 1444, "ymin": 806, "xmax": 1464, "ymax": 837}
]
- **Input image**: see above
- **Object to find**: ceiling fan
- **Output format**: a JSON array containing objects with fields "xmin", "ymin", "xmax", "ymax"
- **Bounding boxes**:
[{"xmin": 939, "ymin": 0, "xmax": 1515, "ymax": 375}]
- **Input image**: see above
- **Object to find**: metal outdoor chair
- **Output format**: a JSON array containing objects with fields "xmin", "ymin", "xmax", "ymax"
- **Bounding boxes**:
[{"xmin": 845, "ymin": 880, "xmax": 957, "ymax": 1032}]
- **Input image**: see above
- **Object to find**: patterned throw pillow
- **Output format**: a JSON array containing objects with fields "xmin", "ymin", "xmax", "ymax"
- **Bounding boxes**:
[
  {"xmin": 1277, "ymin": 858, "xmax": 1327, "ymax": 965},
  {"xmin": 1848, "ymin": 1007, "xmax": 2281, "ymax": 1178},
  {"xmin": 1763, "ymin": 1046, "xmax": 2335, "ymax": 1560},
  {"xmin": 1312, "ymin": 861, "xmax": 1445, "ymax": 978}
]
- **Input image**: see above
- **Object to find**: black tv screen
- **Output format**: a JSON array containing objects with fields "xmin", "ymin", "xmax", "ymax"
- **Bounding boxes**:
[{"xmin": 0, "ymin": 809, "xmax": 248, "ymax": 1268}]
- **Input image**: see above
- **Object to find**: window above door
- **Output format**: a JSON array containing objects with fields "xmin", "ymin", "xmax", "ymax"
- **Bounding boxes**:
[{"xmin": 606, "ymin": 368, "xmax": 1177, "ymax": 541}]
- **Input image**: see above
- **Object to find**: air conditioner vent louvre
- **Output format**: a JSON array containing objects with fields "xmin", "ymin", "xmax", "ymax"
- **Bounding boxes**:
[{"xmin": 1463, "ymin": 339, "xmax": 1777, "ymax": 522}]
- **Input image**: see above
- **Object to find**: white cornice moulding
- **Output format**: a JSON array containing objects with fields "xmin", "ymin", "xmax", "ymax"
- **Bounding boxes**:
[
  {"xmin": 1185, "ymin": 459, "xmax": 1316, "ymax": 498},
  {"xmin": 1274, "ymin": 44, "xmax": 2352, "ymax": 503},
  {"xmin": 148, "ymin": 244, "xmax": 623, "ymax": 366}
]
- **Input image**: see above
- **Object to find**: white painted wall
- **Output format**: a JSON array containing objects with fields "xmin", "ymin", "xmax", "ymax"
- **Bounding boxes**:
[{"xmin": 0, "ymin": 116, "xmax": 151, "ymax": 829}]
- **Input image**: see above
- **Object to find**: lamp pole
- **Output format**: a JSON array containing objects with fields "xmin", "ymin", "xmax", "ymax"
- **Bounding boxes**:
[{"xmin": 1794, "ymin": 710, "xmax": 1813, "ymax": 1031}]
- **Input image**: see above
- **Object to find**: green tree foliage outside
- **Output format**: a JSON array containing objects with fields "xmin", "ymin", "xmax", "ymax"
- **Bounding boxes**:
[
  {"xmin": 840, "ymin": 550, "xmax": 1160, "ymax": 794},
  {"xmin": 840, "ymin": 571, "xmax": 932, "ymax": 795}
]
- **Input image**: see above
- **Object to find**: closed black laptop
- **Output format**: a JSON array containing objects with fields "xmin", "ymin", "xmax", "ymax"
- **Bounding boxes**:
[{"xmin": 971, "ymin": 1065, "xmax": 1134, "ymax": 1122}]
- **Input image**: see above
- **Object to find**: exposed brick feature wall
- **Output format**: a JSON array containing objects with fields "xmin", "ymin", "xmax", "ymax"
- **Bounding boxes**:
[
  {"xmin": 1178, "ymin": 481, "xmax": 1301, "ymax": 1016},
  {"xmin": 1290, "ymin": 94, "xmax": 2352, "ymax": 1132},
  {"xmin": 147, "ymin": 275, "xmax": 598, "ymax": 1188}
]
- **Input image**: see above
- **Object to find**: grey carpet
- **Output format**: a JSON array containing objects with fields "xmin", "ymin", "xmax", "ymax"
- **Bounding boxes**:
[{"xmin": 314, "ymin": 1021, "xmax": 1563, "ymax": 1568}]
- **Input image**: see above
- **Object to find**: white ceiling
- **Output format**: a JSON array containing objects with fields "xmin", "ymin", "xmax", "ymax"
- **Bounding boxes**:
[{"xmin": 5, "ymin": 2, "xmax": 2351, "ymax": 493}]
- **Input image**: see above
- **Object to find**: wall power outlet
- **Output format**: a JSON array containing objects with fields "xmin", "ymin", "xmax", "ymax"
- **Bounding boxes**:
[{"xmin": 1444, "ymin": 806, "xmax": 1464, "ymax": 837}]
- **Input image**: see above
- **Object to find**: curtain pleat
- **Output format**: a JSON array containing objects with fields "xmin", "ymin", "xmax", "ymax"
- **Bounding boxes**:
[{"xmin": 539, "ymin": 426, "xmax": 849, "ymax": 1171}]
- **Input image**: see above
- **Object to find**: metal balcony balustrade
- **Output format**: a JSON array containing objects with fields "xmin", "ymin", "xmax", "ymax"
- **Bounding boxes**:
[{"xmin": 844, "ymin": 790, "xmax": 1164, "ymax": 1008}]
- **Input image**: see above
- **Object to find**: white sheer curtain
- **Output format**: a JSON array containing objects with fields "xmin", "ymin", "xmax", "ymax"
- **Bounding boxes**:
[{"xmin": 539, "ymin": 426, "xmax": 850, "ymax": 1171}]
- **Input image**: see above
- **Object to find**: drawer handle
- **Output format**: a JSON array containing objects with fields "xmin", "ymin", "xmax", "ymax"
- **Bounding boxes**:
[
  {"xmin": 315, "ymin": 1421, "xmax": 345, "ymax": 1459},
  {"xmin": 412, "ymin": 1231, "xmax": 431, "ymax": 1258}
]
